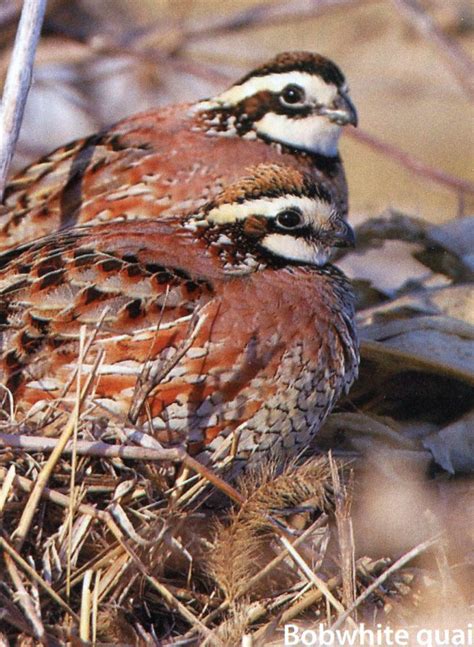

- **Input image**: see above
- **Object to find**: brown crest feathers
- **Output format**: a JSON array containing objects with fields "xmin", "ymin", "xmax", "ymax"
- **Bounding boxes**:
[
  {"xmin": 206, "ymin": 164, "xmax": 332, "ymax": 208},
  {"xmin": 236, "ymin": 51, "xmax": 346, "ymax": 88}
]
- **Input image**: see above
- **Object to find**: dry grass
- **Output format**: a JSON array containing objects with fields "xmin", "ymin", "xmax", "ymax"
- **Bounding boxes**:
[
  {"xmin": 1, "ymin": 320, "xmax": 472, "ymax": 645},
  {"xmin": 0, "ymin": 424, "xmax": 442, "ymax": 645}
]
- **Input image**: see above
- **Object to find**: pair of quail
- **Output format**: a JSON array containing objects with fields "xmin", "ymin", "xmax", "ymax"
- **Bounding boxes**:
[{"xmin": 0, "ymin": 52, "xmax": 359, "ymax": 469}]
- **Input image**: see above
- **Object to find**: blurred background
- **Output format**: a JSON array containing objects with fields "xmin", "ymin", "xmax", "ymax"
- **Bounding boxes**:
[
  {"xmin": 1, "ymin": 0, "xmax": 473, "ymax": 225},
  {"xmin": 0, "ymin": 4, "xmax": 472, "ymax": 641}
]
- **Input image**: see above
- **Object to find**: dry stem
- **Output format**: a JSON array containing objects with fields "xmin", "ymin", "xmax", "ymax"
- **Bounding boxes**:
[
  {"xmin": 0, "ymin": 0, "xmax": 47, "ymax": 200},
  {"xmin": 330, "ymin": 534, "xmax": 441, "ymax": 630},
  {"xmin": 391, "ymin": 0, "xmax": 474, "ymax": 100}
]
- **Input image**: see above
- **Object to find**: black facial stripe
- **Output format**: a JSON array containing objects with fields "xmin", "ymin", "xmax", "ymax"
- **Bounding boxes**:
[
  {"xmin": 198, "ymin": 220, "xmax": 304, "ymax": 270},
  {"xmin": 239, "ymin": 91, "xmax": 312, "ymax": 120},
  {"xmin": 269, "ymin": 222, "xmax": 313, "ymax": 238},
  {"xmin": 202, "ymin": 90, "xmax": 313, "ymax": 138}
]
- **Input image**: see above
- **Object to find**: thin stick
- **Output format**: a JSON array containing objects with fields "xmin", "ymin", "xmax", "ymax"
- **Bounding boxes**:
[
  {"xmin": 11, "ymin": 351, "xmax": 102, "ymax": 551},
  {"xmin": 0, "ymin": 464, "xmax": 15, "ymax": 512},
  {"xmin": 0, "ymin": 433, "xmax": 243, "ymax": 504},
  {"xmin": 3, "ymin": 553, "xmax": 45, "ymax": 641},
  {"xmin": 0, "ymin": 535, "xmax": 79, "ymax": 623},
  {"xmin": 278, "ymin": 533, "xmax": 347, "ymax": 616},
  {"xmin": 0, "ymin": 431, "xmax": 189, "ymax": 460},
  {"xmin": 0, "ymin": 465, "xmax": 106, "ymax": 521},
  {"xmin": 0, "ymin": 432, "xmax": 244, "ymax": 504},
  {"xmin": 392, "ymin": 0, "xmax": 474, "ymax": 100},
  {"xmin": 251, "ymin": 575, "xmax": 342, "ymax": 643},
  {"xmin": 0, "ymin": 0, "xmax": 47, "ymax": 200},
  {"xmin": 330, "ymin": 534, "xmax": 441, "ymax": 630},
  {"xmin": 347, "ymin": 128, "xmax": 474, "ymax": 196},
  {"xmin": 67, "ymin": 326, "xmax": 87, "ymax": 599},
  {"xmin": 91, "ymin": 569, "xmax": 101, "ymax": 645},
  {"xmin": 104, "ymin": 516, "xmax": 212, "ymax": 638},
  {"xmin": 79, "ymin": 569, "xmax": 93, "ymax": 642}
]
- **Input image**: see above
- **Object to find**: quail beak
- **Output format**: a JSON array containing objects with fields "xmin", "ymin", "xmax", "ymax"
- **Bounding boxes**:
[
  {"xmin": 331, "ymin": 221, "xmax": 356, "ymax": 248},
  {"xmin": 319, "ymin": 91, "xmax": 358, "ymax": 127}
]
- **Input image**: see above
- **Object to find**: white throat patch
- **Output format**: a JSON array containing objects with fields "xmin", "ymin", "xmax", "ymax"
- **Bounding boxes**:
[
  {"xmin": 262, "ymin": 233, "xmax": 329, "ymax": 266},
  {"xmin": 254, "ymin": 112, "xmax": 341, "ymax": 156}
]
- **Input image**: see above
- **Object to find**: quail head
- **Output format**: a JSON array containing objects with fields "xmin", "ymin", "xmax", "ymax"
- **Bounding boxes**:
[{"xmin": 0, "ymin": 51, "xmax": 357, "ymax": 252}]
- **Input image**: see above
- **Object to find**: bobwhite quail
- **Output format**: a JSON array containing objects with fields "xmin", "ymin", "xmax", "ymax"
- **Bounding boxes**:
[
  {"xmin": 0, "ymin": 51, "xmax": 357, "ymax": 252},
  {"xmin": 0, "ymin": 164, "xmax": 359, "ymax": 468}
]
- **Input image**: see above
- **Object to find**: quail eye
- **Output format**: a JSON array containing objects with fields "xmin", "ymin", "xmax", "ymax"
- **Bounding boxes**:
[
  {"xmin": 276, "ymin": 208, "xmax": 303, "ymax": 229},
  {"xmin": 280, "ymin": 84, "xmax": 306, "ymax": 106}
]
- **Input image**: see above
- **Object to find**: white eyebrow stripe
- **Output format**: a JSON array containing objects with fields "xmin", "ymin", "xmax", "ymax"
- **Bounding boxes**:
[
  {"xmin": 206, "ymin": 196, "xmax": 333, "ymax": 226},
  {"xmin": 214, "ymin": 71, "xmax": 338, "ymax": 107}
]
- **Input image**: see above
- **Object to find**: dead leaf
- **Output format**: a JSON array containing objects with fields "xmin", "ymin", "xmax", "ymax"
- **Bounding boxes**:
[{"xmin": 423, "ymin": 411, "xmax": 474, "ymax": 474}]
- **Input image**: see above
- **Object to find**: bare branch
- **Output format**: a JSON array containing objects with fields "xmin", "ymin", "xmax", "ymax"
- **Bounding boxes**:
[
  {"xmin": 187, "ymin": 0, "xmax": 374, "ymax": 39},
  {"xmin": 0, "ymin": 431, "xmax": 189, "ymax": 461},
  {"xmin": 0, "ymin": 536, "xmax": 79, "ymax": 623},
  {"xmin": 0, "ymin": 0, "xmax": 47, "ymax": 201},
  {"xmin": 392, "ymin": 0, "xmax": 474, "ymax": 100},
  {"xmin": 0, "ymin": 430, "xmax": 244, "ymax": 505},
  {"xmin": 348, "ymin": 127, "xmax": 474, "ymax": 196}
]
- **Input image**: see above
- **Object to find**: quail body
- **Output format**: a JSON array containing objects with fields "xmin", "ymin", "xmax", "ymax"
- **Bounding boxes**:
[
  {"xmin": 0, "ymin": 164, "xmax": 358, "ymax": 469},
  {"xmin": 0, "ymin": 52, "xmax": 357, "ymax": 252}
]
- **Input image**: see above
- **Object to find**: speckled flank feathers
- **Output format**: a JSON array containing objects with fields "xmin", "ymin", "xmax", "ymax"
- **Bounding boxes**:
[{"xmin": 0, "ymin": 165, "xmax": 358, "ymax": 468}]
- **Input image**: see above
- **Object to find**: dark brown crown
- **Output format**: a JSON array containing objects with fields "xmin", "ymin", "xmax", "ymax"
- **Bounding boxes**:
[
  {"xmin": 206, "ymin": 164, "xmax": 333, "ymax": 209},
  {"xmin": 236, "ymin": 51, "xmax": 346, "ymax": 88}
]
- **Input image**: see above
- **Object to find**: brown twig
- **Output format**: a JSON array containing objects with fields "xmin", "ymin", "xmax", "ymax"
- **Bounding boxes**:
[
  {"xmin": 104, "ymin": 515, "xmax": 213, "ymax": 639},
  {"xmin": 0, "ymin": 0, "xmax": 47, "ymax": 201},
  {"xmin": 3, "ymin": 553, "xmax": 45, "ymax": 641},
  {"xmin": 0, "ymin": 432, "xmax": 190, "ymax": 460},
  {"xmin": 392, "ymin": 0, "xmax": 474, "ymax": 100},
  {"xmin": 347, "ymin": 127, "xmax": 474, "ymax": 196},
  {"xmin": 0, "ymin": 466, "xmax": 106, "ymax": 521},
  {"xmin": 187, "ymin": 0, "xmax": 373, "ymax": 39},
  {"xmin": 0, "ymin": 431, "xmax": 244, "ymax": 505},
  {"xmin": 0, "ymin": 535, "xmax": 79, "ymax": 623}
]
